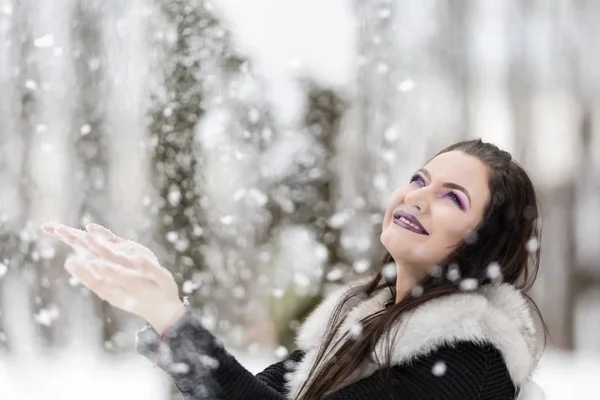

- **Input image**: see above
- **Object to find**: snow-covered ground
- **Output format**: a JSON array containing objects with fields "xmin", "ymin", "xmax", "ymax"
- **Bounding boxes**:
[
  {"xmin": 0, "ymin": 348, "xmax": 597, "ymax": 399},
  {"xmin": 0, "ymin": 351, "xmax": 170, "ymax": 400}
]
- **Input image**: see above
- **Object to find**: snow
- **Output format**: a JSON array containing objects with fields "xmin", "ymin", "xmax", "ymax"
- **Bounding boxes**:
[
  {"xmin": 33, "ymin": 34, "xmax": 55, "ymax": 48},
  {"xmin": 0, "ymin": 0, "xmax": 598, "ymax": 398},
  {"xmin": 431, "ymin": 360, "xmax": 447, "ymax": 376},
  {"xmin": 0, "ymin": 351, "xmax": 169, "ymax": 400},
  {"xmin": 0, "ymin": 348, "xmax": 598, "ymax": 399},
  {"xmin": 534, "ymin": 350, "xmax": 600, "ymax": 399}
]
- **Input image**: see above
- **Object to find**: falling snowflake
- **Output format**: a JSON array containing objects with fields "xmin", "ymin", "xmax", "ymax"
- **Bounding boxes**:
[
  {"xmin": 397, "ymin": 79, "xmax": 416, "ymax": 92},
  {"xmin": 353, "ymin": 259, "xmax": 371, "ymax": 273},
  {"xmin": 326, "ymin": 266, "xmax": 345, "ymax": 282},
  {"xmin": 376, "ymin": 62, "xmax": 390, "ymax": 74},
  {"xmin": 432, "ymin": 361, "xmax": 447, "ymax": 376},
  {"xmin": 446, "ymin": 264, "xmax": 461, "ymax": 282},
  {"xmin": 411, "ymin": 285, "xmax": 424, "ymax": 297},
  {"xmin": 428, "ymin": 264, "xmax": 443, "ymax": 278},
  {"xmin": 167, "ymin": 186, "xmax": 182, "ymax": 206},
  {"xmin": 0, "ymin": 263, "xmax": 7, "ymax": 278},
  {"xmin": 293, "ymin": 273, "xmax": 311, "ymax": 288},
  {"xmin": 25, "ymin": 80, "xmax": 38, "ymax": 90},
  {"xmin": 169, "ymin": 362, "xmax": 190, "ymax": 374},
  {"xmin": 199, "ymin": 355, "xmax": 219, "ymax": 369},
  {"xmin": 274, "ymin": 346, "xmax": 289, "ymax": 359},
  {"xmin": 486, "ymin": 262, "xmax": 503, "ymax": 283},
  {"xmin": 68, "ymin": 276, "xmax": 81, "ymax": 286},
  {"xmin": 220, "ymin": 215, "xmax": 234, "ymax": 225},
  {"xmin": 34, "ymin": 34, "xmax": 55, "ymax": 48},
  {"xmin": 526, "ymin": 237, "xmax": 539, "ymax": 253},
  {"xmin": 349, "ymin": 322, "xmax": 363, "ymax": 339},
  {"xmin": 166, "ymin": 231, "xmax": 179, "ymax": 243},
  {"xmin": 80, "ymin": 124, "xmax": 92, "ymax": 135},
  {"xmin": 182, "ymin": 280, "xmax": 200, "ymax": 294},
  {"xmin": 384, "ymin": 126, "xmax": 399, "ymax": 142},
  {"xmin": 328, "ymin": 210, "xmax": 353, "ymax": 229},
  {"xmin": 382, "ymin": 262, "xmax": 397, "ymax": 280},
  {"xmin": 34, "ymin": 305, "xmax": 60, "ymax": 327},
  {"xmin": 378, "ymin": 7, "xmax": 391, "ymax": 19},
  {"xmin": 314, "ymin": 244, "xmax": 329, "ymax": 262},
  {"xmin": 247, "ymin": 108, "xmax": 261, "ymax": 124},
  {"xmin": 460, "ymin": 278, "xmax": 478, "ymax": 292},
  {"xmin": 174, "ymin": 237, "xmax": 189, "ymax": 252}
]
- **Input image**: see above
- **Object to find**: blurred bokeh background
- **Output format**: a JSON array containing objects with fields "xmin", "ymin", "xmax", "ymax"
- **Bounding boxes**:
[{"xmin": 1, "ymin": 0, "xmax": 599, "ymax": 398}]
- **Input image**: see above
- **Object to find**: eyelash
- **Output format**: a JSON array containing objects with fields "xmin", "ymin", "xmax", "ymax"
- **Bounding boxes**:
[{"xmin": 409, "ymin": 174, "xmax": 465, "ymax": 211}]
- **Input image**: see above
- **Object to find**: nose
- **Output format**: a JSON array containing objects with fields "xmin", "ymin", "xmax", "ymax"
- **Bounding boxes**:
[{"xmin": 404, "ymin": 187, "xmax": 429, "ymax": 214}]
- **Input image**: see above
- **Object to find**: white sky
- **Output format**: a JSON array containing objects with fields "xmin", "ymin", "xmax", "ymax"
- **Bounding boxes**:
[{"xmin": 214, "ymin": 0, "xmax": 357, "ymax": 126}]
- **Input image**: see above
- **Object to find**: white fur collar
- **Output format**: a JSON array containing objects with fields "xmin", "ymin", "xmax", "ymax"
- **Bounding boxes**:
[{"xmin": 285, "ymin": 277, "xmax": 545, "ymax": 399}]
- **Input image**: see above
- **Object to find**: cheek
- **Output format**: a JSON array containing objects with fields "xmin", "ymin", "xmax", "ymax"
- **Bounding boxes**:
[{"xmin": 435, "ymin": 213, "xmax": 477, "ymax": 245}]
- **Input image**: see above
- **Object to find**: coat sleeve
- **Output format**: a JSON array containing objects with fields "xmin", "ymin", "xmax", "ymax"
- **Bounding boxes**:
[
  {"xmin": 136, "ymin": 308, "xmax": 299, "ymax": 399},
  {"xmin": 136, "ymin": 309, "xmax": 516, "ymax": 400}
]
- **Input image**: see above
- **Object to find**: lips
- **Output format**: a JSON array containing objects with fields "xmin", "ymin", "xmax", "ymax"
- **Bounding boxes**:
[{"xmin": 393, "ymin": 210, "xmax": 429, "ymax": 235}]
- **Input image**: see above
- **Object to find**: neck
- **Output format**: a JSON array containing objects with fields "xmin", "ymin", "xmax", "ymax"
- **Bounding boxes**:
[{"xmin": 393, "ymin": 261, "xmax": 426, "ymax": 304}]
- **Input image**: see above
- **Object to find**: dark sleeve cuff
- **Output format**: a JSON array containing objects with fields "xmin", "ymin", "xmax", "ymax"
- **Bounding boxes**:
[
  {"xmin": 136, "ymin": 308, "xmax": 286, "ymax": 400},
  {"xmin": 135, "ymin": 309, "xmax": 223, "ymax": 398}
]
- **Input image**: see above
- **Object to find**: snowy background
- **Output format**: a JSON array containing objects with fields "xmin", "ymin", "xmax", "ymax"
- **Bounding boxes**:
[{"xmin": 1, "ymin": 0, "xmax": 600, "ymax": 398}]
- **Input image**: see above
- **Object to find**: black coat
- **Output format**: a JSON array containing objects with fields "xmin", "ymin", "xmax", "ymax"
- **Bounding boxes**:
[{"xmin": 136, "ymin": 278, "xmax": 544, "ymax": 399}]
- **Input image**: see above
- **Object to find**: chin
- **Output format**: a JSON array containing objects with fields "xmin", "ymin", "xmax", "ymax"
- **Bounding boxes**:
[{"xmin": 381, "ymin": 225, "xmax": 425, "ymax": 249}]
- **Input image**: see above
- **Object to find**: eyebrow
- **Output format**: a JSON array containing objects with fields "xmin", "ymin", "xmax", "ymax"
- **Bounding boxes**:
[{"xmin": 416, "ymin": 168, "xmax": 472, "ymax": 205}]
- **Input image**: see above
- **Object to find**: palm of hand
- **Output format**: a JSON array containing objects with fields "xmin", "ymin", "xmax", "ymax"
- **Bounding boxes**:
[{"xmin": 41, "ymin": 222, "xmax": 185, "ymax": 333}]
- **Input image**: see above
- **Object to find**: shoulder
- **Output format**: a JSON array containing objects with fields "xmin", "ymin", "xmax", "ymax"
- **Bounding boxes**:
[
  {"xmin": 381, "ymin": 283, "xmax": 541, "ymax": 386},
  {"xmin": 294, "ymin": 277, "xmax": 543, "ymax": 393},
  {"xmin": 383, "ymin": 340, "xmax": 516, "ymax": 399}
]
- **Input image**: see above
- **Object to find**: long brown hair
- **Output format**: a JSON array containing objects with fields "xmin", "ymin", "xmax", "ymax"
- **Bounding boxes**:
[{"xmin": 296, "ymin": 139, "xmax": 546, "ymax": 399}]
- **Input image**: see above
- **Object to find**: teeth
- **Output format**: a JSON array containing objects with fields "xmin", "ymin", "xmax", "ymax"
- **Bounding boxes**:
[{"xmin": 398, "ymin": 216, "xmax": 422, "ymax": 232}]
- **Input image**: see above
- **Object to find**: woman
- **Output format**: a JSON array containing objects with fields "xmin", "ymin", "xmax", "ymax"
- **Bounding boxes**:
[{"xmin": 42, "ymin": 139, "xmax": 545, "ymax": 399}]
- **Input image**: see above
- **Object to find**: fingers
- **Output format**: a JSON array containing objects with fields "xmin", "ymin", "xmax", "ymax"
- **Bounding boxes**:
[
  {"xmin": 84, "ymin": 234, "xmax": 138, "ymax": 267},
  {"xmin": 66, "ymin": 257, "xmax": 151, "ymax": 311},
  {"xmin": 83, "ymin": 235, "xmax": 166, "ymax": 284},
  {"xmin": 42, "ymin": 223, "xmax": 104, "ymax": 258},
  {"xmin": 41, "ymin": 222, "xmax": 61, "ymax": 234},
  {"xmin": 53, "ymin": 226, "xmax": 100, "ymax": 257},
  {"xmin": 85, "ymin": 224, "xmax": 122, "ymax": 244},
  {"xmin": 43, "ymin": 222, "xmax": 157, "ymax": 263},
  {"xmin": 43, "ymin": 222, "xmax": 172, "ymax": 288}
]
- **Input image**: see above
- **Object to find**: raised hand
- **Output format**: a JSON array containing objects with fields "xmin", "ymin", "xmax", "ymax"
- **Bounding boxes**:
[{"xmin": 41, "ymin": 222, "xmax": 185, "ymax": 333}]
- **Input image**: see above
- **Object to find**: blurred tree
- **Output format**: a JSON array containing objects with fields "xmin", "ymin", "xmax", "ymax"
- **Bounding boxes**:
[
  {"xmin": 148, "ymin": 0, "xmax": 278, "ymax": 347},
  {"xmin": 268, "ymin": 82, "xmax": 347, "ymax": 350},
  {"xmin": 0, "ymin": 0, "xmax": 28, "ymax": 353},
  {"xmin": 70, "ymin": 0, "xmax": 118, "ymax": 348}
]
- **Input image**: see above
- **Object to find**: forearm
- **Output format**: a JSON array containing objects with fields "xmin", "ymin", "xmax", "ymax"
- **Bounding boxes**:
[{"xmin": 136, "ymin": 309, "xmax": 285, "ymax": 399}]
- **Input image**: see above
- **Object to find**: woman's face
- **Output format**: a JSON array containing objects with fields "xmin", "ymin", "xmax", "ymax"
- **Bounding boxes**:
[{"xmin": 381, "ymin": 150, "xmax": 491, "ymax": 278}]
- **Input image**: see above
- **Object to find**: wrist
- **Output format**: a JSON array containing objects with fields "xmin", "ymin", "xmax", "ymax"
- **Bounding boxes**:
[{"xmin": 147, "ymin": 301, "xmax": 186, "ymax": 334}]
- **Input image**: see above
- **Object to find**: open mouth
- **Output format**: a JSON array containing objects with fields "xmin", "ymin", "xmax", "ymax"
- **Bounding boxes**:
[{"xmin": 393, "ymin": 210, "xmax": 429, "ymax": 235}]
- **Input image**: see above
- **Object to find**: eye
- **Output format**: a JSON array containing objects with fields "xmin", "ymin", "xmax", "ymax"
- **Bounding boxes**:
[
  {"xmin": 445, "ymin": 191, "xmax": 465, "ymax": 211},
  {"xmin": 410, "ymin": 174, "xmax": 425, "ymax": 187}
]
